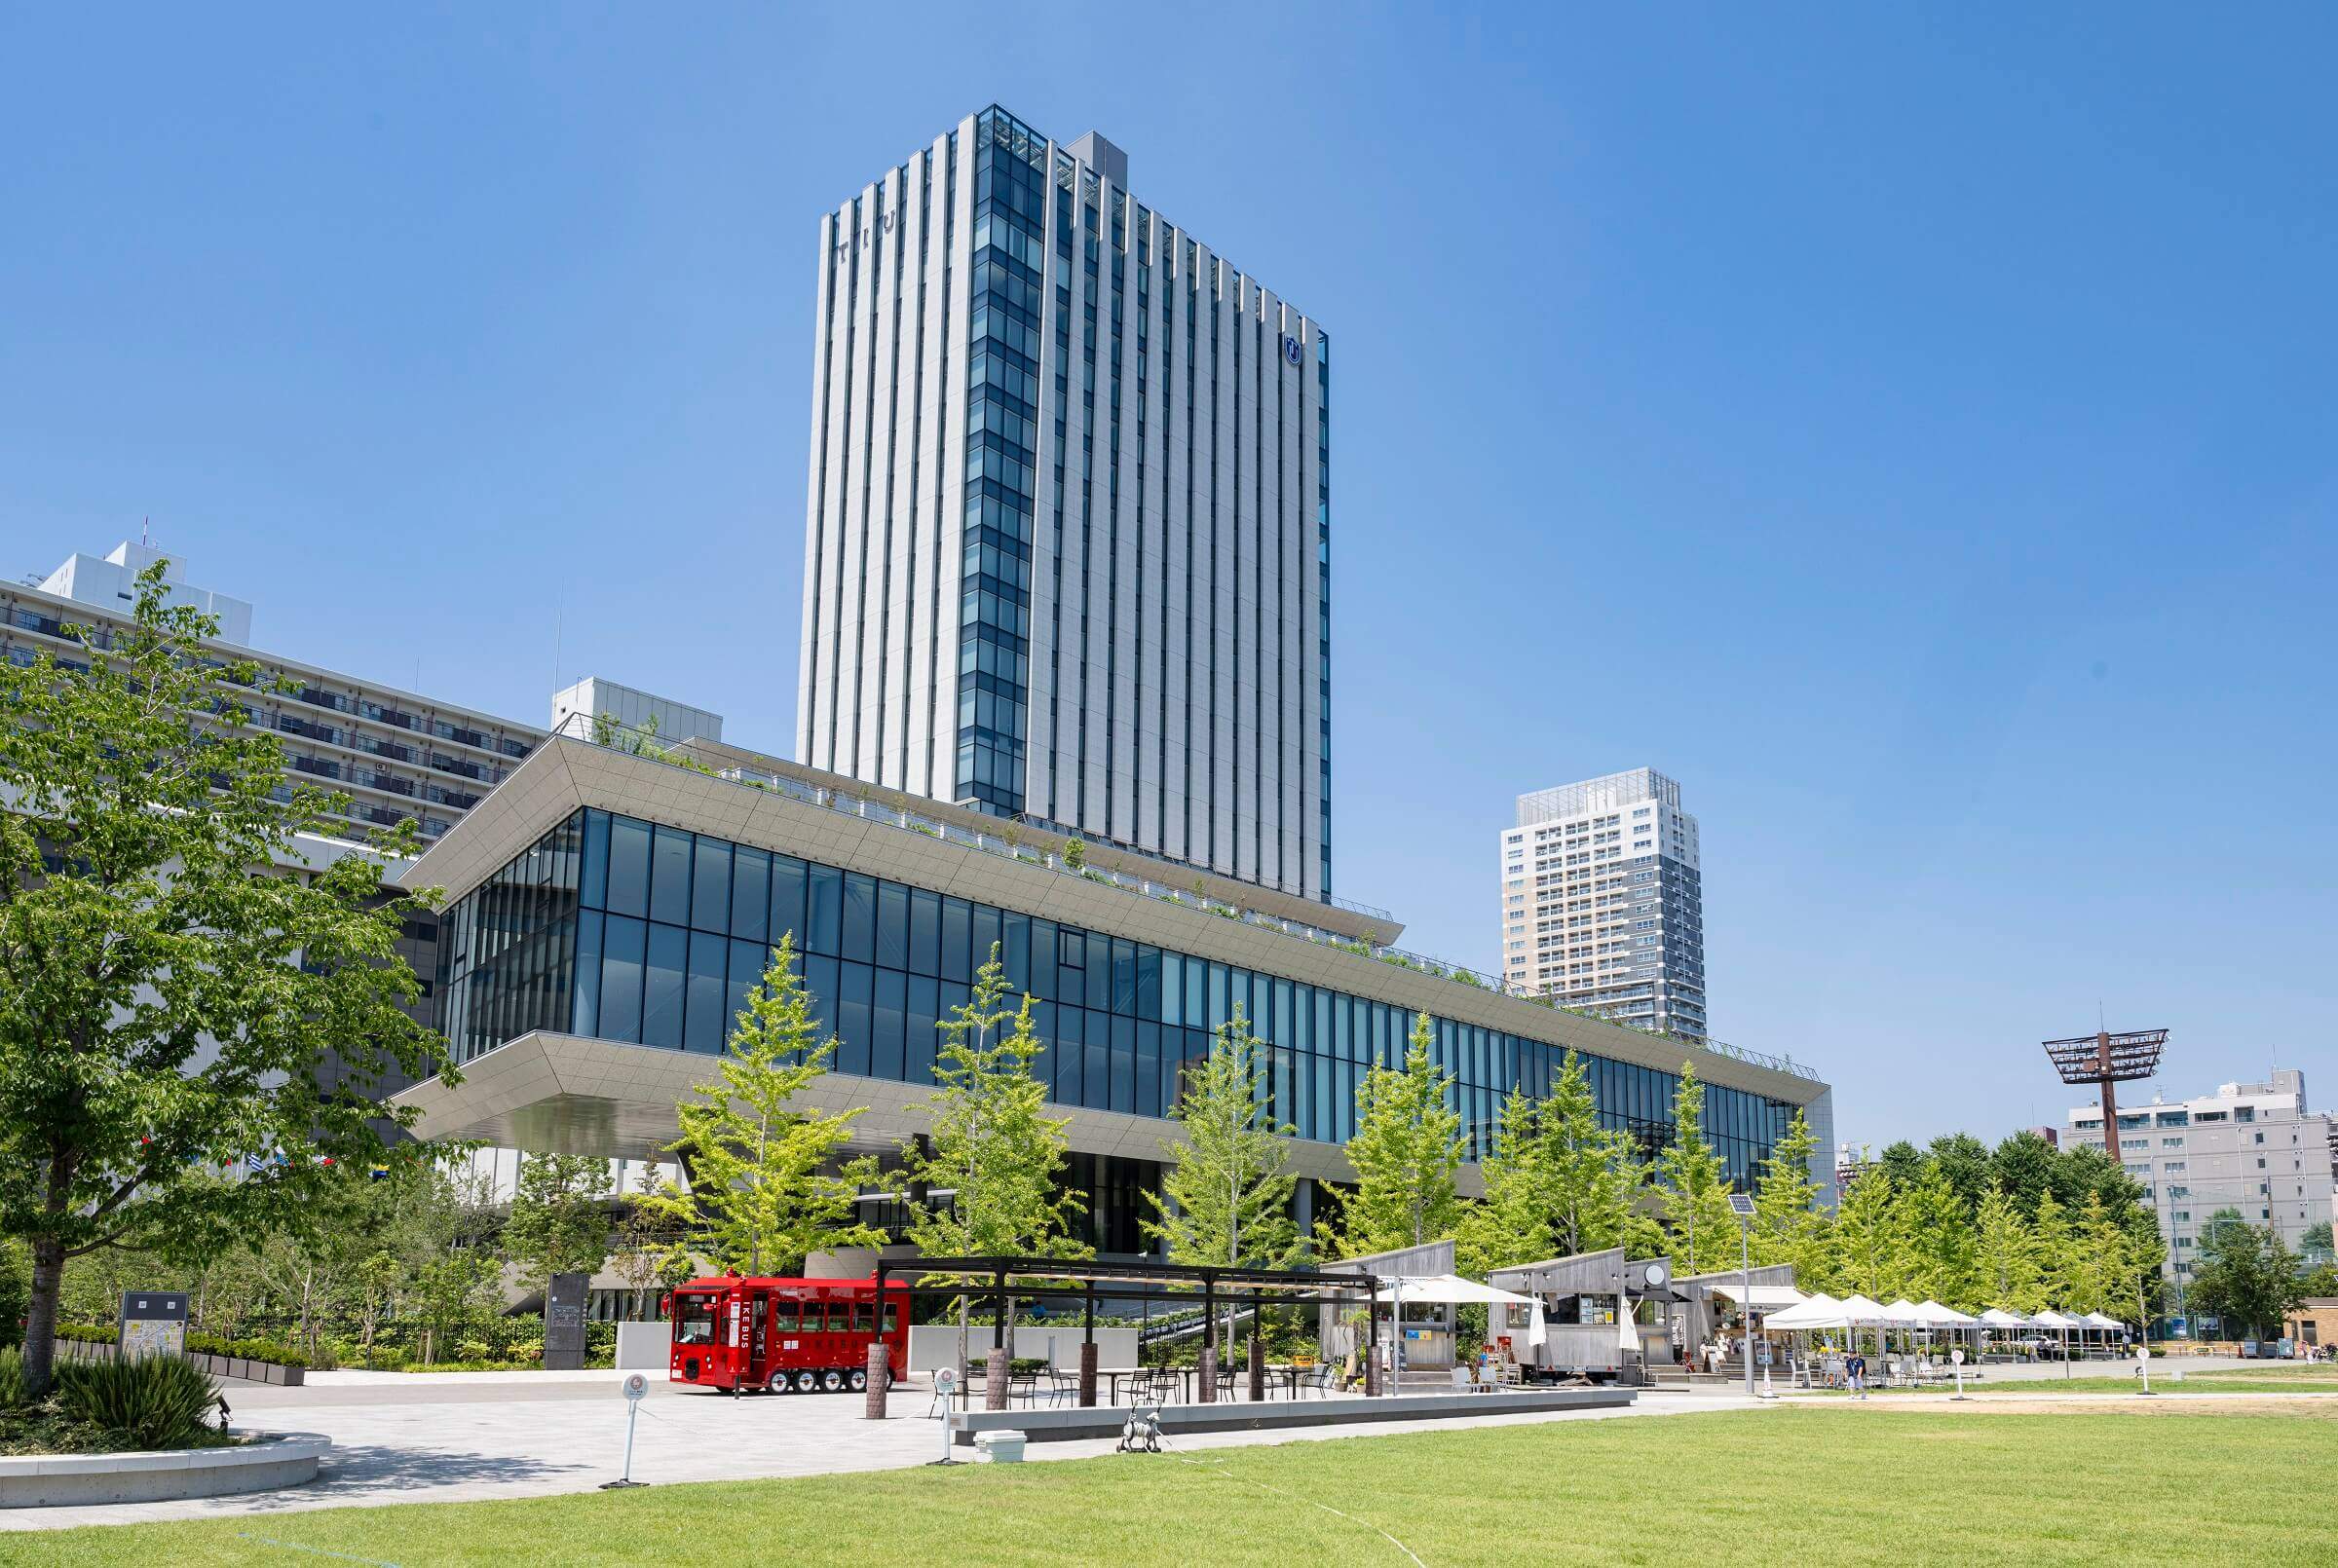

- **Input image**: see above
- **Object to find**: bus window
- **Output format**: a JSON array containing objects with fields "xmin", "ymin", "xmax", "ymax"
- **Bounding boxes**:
[
  {"xmin": 849, "ymin": 1303, "xmax": 873, "ymax": 1333},
  {"xmin": 673, "ymin": 1296, "xmax": 718, "ymax": 1347},
  {"xmin": 772, "ymin": 1299, "xmax": 800, "ymax": 1332},
  {"xmin": 805, "ymin": 1302, "xmax": 831, "ymax": 1331},
  {"xmin": 881, "ymin": 1303, "xmax": 900, "ymax": 1334}
]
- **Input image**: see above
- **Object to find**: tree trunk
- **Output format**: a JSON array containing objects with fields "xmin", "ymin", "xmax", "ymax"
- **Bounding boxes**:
[{"xmin": 22, "ymin": 1237, "xmax": 66, "ymax": 1395}]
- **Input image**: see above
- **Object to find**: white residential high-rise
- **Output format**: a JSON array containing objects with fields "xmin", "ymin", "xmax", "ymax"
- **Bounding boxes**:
[
  {"xmin": 2067, "ymin": 1069, "xmax": 2338, "ymax": 1304},
  {"xmin": 796, "ymin": 106, "xmax": 1333, "ymax": 901},
  {"xmin": 1501, "ymin": 768, "xmax": 1708, "ymax": 1039}
]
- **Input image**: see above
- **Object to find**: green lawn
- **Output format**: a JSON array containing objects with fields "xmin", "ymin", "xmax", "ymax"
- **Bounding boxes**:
[
  {"xmin": 10, "ymin": 1407, "xmax": 2336, "ymax": 1567},
  {"xmin": 1803, "ymin": 1363, "xmax": 2338, "ymax": 1398}
]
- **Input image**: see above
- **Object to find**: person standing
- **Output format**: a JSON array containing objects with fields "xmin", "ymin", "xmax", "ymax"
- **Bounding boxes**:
[{"xmin": 1847, "ymin": 1350, "xmax": 1867, "ymax": 1400}]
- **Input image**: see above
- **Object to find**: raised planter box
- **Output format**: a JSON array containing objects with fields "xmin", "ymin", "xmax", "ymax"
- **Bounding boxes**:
[
  {"xmin": 0, "ymin": 1430, "xmax": 329, "ymax": 1508},
  {"xmin": 950, "ymin": 1384, "xmax": 1638, "ymax": 1445},
  {"xmin": 47, "ymin": 1339, "xmax": 305, "ymax": 1387}
]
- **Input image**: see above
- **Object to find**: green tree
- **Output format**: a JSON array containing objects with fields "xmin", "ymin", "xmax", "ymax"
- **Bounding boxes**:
[
  {"xmin": 1876, "ymin": 1139, "xmax": 1928, "ymax": 1195},
  {"xmin": 0, "ymin": 564, "xmax": 449, "ymax": 1392},
  {"xmin": 1829, "ymin": 1169, "xmax": 1911, "ymax": 1301},
  {"xmin": 2028, "ymin": 1188, "xmax": 2077, "ymax": 1307},
  {"xmin": 503, "ymin": 1153, "xmax": 615, "ymax": 1294},
  {"xmin": 1653, "ymin": 1064, "xmax": 1740, "ymax": 1277},
  {"xmin": 885, "ymin": 944, "xmax": 1087, "ymax": 1374},
  {"xmin": 1537, "ymin": 1050, "xmax": 1664, "ymax": 1259},
  {"xmin": 2297, "ymin": 1221, "xmax": 2334, "ymax": 1265},
  {"xmin": 1987, "ymin": 1131, "xmax": 2059, "ymax": 1217},
  {"xmin": 1902, "ymin": 1164, "xmax": 1980, "ymax": 1308},
  {"xmin": 1339, "ymin": 1013, "xmax": 1465, "ymax": 1255},
  {"xmin": 1749, "ymin": 1110, "xmax": 1829, "ymax": 1283},
  {"xmin": 2187, "ymin": 1210, "xmax": 2302, "ymax": 1340},
  {"xmin": 1147, "ymin": 1006, "xmax": 1301, "ymax": 1360},
  {"xmin": 1972, "ymin": 1183, "xmax": 2041, "ymax": 1312},
  {"xmin": 642, "ymin": 934, "xmax": 884, "ymax": 1275},
  {"xmin": 1925, "ymin": 1133, "xmax": 1993, "ymax": 1217},
  {"xmin": 1457, "ymin": 1088, "xmax": 1551, "ymax": 1276},
  {"xmin": 1145, "ymin": 1005, "xmax": 1302, "ymax": 1273}
]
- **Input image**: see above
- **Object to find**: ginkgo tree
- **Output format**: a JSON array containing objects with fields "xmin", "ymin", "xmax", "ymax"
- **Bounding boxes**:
[
  {"xmin": 1339, "ymin": 1012, "xmax": 1466, "ymax": 1256},
  {"xmin": 642, "ymin": 933, "xmax": 884, "ymax": 1275}
]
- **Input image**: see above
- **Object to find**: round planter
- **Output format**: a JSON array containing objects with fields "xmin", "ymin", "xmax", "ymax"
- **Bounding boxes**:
[{"xmin": 0, "ymin": 1430, "xmax": 330, "ymax": 1508}]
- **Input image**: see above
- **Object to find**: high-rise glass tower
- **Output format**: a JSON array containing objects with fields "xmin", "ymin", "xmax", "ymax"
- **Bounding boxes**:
[
  {"xmin": 1501, "ymin": 768, "xmax": 1708, "ymax": 1039},
  {"xmin": 797, "ymin": 107, "xmax": 1333, "ymax": 901}
]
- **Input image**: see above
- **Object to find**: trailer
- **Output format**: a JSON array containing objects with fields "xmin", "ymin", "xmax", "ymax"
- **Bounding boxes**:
[{"xmin": 666, "ymin": 1275, "xmax": 913, "ymax": 1396}]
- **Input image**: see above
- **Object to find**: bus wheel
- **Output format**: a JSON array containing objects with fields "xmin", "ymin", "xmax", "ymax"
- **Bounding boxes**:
[
  {"xmin": 793, "ymin": 1369, "xmax": 818, "ymax": 1394},
  {"xmin": 767, "ymin": 1370, "xmax": 792, "ymax": 1395},
  {"xmin": 820, "ymin": 1368, "xmax": 846, "ymax": 1394},
  {"xmin": 847, "ymin": 1367, "xmax": 868, "ymax": 1393}
]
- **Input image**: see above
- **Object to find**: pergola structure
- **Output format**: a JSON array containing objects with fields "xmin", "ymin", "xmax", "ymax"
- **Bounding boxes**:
[{"xmin": 868, "ymin": 1255, "xmax": 1385, "ymax": 1416}]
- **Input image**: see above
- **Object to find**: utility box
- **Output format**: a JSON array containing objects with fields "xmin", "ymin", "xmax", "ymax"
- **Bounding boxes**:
[
  {"xmin": 975, "ymin": 1430, "xmax": 1028, "ymax": 1464},
  {"xmin": 119, "ymin": 1291, "xmax": 189, "ymax": 1361}
]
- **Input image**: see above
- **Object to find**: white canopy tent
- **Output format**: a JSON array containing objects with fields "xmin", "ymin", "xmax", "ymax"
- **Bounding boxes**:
[
  {"xmin": 1704, "ymin": 1284, "xmax": 1809, "ymax": 1311},
  {"xmin": 1762, "ymin": 1292, "xmax": 1847, "ymax": 1330},
  {"xmin": 1385, "ymin": 1274, "xmax": 1547, "ymax": 1362},
  {"xmin": 2082, "ymin": 1311, "xmax": 2125, "ymax": 1332},
  {"xmin": 1977, "ymin": 1307, "xmax": 2033, "ymax": 1330}
]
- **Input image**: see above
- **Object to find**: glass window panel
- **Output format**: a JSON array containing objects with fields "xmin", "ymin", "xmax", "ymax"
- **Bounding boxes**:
[
  {"xmin": 1186, "ymin": 959, "xmax": 1206, "ymax": 1030},
  {"xmin": 1085, "ymin": 1012, "xmax": 1112, "ymax": 1110},
  {"xmin": 970, "ymin": 903, "xmax": 1001, "ymax": 978},
  {"xmin": 1110, "ymin": 939, "xmax": 1137, "ymax": 1016},
  {"xmin": 1313, "ymin": 1055, "xmax": 1333, "ymax": 1143},
  {"xmin": 1274, "ymin": 980, "xmax": 1293, "ymax": 1047},
  {"xmin": 1160, "ymin": 952, "xmax": 1183, "ymax": 1027},
  {"xmin": 872, "ymin": 967, "xmax": 907, "ymax": 1081},
  {"xmin": 1111, "ymin": 1016, "xmax": 1135, "ymax": 1113},
  {"xmin": 606, "ymin": 817, "xmax": 651, "ymax": 919},
  {"xmin": 836, "ymin": 960, "xmax": 873, "ymax": 1076},
  {"xmin": 572, "ymin": 909, "xmax": 604, "ymax": 1037},
  {"xmin": 691, "ymin": 839, "xmax": 732, "ymax": 934},
  {"xmin": 1136, "ymin": 1020, "xmax": 1160, "ymax": 1118},
  {"xmin": 941, "ymin": 897, "xmax": 972, "ymax": 983},
  {"xmin": 600, "ymin": 915, "xmax": 646, "ymax": 1043},
  {"xmin": 731, "ymin": 846, "xmax": 770, "ymax": 944},
  {"xmin": 1207, "ymin": 963, "xmax": 1227, "ymax": 1030},
  {"xmin": 770, "ymin": 854, "xmax": 808, "ymax": 949},
  {"xmin": 1028, "ymin": 919, "xmax": 1057, "ymax": 999},
  {"xmin": 1001, "ymin": 912, "xmax": 1031, "ymax": 992},
  {"xmin": 1085, "ymin": 933, "xmax": 1112, "ymax": 1011},
  {"xmin": 580, "ymin": 810, "xmax": 609, "ymax": 911},
  {"xmin": 729, "ymin": 938, "xmax": 764, "ymax": 1040},
  {"xmin": 909, "ymin": 889, "xmax": 941, "ymax": 975},
  {"xmin": 686, "ymin": 931, "xmax": 727, "ymax": 1053},
  {"xmin": 650, "ymin": 827, "xmax": 693, "ymax": 927},
  {"xmin": 875, "ymin": 881, "xmax": 910, "ymax": 971},
  {"xmin": 805, "ymin": 865, "xmax": 843, "ymax": 955},
  {"xmin": 803, "ymin": 954, "xmax": 838, "ymax": 1046},
  {"xmin": 1055, "ymin": 1007, "xmax": 1084, "ymax": 1106},
  {"xmin": 907, "ymin": 975, "xmax": 940, "ymax": 1083},
  {"xmin": 643, "ymin": 922, "xmax": 688, "ymax": 1048},
  {"xmin": 841, "ymin": 873, "xmax": 877, "ymax": 963}
]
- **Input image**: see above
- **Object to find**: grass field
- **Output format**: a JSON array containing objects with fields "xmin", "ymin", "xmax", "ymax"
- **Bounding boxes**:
[
  {"xmin": 11, "ymin": 1404, "xmax": 2337, "ymax": 1567},
  {"xmin": 1805, "ymin": 1363, "xmax": 2338, "ymax": 1398}
]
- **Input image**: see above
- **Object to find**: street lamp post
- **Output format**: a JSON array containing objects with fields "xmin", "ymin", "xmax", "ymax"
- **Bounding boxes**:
[{"xmin": 1729, "ymin": 1192, "xmax": 1758, "ymax": 1399}]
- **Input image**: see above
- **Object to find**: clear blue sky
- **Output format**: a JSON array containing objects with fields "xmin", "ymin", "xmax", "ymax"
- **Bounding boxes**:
[{"xmin": 6, "ymin": 4, "xmax": 2332, "ymax": 1149}]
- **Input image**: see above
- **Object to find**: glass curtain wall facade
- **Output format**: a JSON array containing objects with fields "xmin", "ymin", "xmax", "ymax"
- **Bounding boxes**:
[
  {"xmin": 438, "ymin": 807, "xmax": 1798, "ymax": 1185},
  {"xmin": 957, "ymin": 109, "xmax": 1044, "ymax": 813}
]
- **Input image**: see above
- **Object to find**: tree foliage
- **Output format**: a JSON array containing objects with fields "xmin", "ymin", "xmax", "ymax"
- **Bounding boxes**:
[
  {"xmin": 1339, "ymin": 1013, "xmax": 1465, "ymax": 1256},
  {"xmin": 2187, "ymin": 1209, "xmax": 2303, "ymax": 1339},
  {"xmin": 1653, "ymin": 1064, "xmax": 1740, "ymax": 1276},
  {"xmin": 0, "ymin": 563, "xmax": 450, "ymax": 1391},
  {"xmin": 503, "ymin": 1153, "xmax": 614, "ymax": 1294},
  {"xmin": 641, "ymin": 933, "xmax": 883, "ymax": 1275},
  {"xmin": 1144, "ymin": 1006, "xmax": 1301, "ymax": 1272},
  {"xmin": 1750, "ymin": 1110, "xmax": 1830, "ymax": 1281}
]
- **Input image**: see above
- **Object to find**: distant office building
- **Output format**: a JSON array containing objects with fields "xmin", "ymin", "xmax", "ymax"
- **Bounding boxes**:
[
  {"xmin": 2023, "ymin": 1125, "xmax": 2061, "ymax": 1148},
  {"xmin": 796, "ymin": 106, "xmax": 1334, "ymax": 901},
  {"xmin": 551, "ymin": 677, "xmax": 724, "ymax": 747},
  {"xmin": 7, "ymin": 541, "xmax": 543, "ymax": 846},
  {"xmin": 1501, "ymin": 768, "xmax": 1707, "ymax": 1039},
  {"xmin": 2067, "ymin": 1069, "xmax": 2337, "ymax": 1296},
  {"xmin": 38, "ymin": 539, "xmax": 253, "ymax": 645}
]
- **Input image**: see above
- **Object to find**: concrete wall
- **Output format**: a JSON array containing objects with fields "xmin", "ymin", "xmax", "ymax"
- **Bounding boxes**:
[{"xmin": 615, "ymin": 1322, "xmax": 672, "ymax": 1369}]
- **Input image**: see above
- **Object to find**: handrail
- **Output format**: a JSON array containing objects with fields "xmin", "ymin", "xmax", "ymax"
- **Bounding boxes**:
[{"xmin": 547, "ymin": 714, "xmax": 1822, "ymax": 1083}]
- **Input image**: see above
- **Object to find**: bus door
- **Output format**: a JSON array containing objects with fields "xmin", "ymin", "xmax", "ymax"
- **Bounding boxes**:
[{"xmin": 749, "ymin": 1289, "xmax": 771, "ymax": 1379}]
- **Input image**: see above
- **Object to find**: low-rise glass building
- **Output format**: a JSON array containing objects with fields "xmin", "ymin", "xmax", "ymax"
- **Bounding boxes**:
[{"xmin": 398, "ymin": 735, "xmax": 1834, "ymax": 1254}]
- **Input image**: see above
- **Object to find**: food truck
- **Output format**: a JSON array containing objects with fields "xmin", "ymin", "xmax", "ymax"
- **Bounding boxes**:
[{"xmin": 667, "ymin": 1274, "xmax": 913, "ymax": 1395}]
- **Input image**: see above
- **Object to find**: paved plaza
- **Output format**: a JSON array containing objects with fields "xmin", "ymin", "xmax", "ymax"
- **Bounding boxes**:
[{"xmin": 0, "ymin": 1370, "xmax": 1759, "ymax": 1533}]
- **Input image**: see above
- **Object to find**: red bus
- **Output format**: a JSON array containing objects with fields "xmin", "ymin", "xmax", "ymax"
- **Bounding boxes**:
[{"xmin": 666, "ymin": 1275, "xmax": 912, "ymax": 1396}]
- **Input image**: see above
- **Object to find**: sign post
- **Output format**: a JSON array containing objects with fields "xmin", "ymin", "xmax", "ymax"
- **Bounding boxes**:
[
  {"xmin": 600, "ymin": 1373, "xmax": 650, "ymax": 1489},
  {"xmin": 1727, "ymin": 1193, "xmax": 1758, "ymax": 1399},
  {"xmin": 545, "ymin": 1271, "xmax": 587, "ymax": 1370},
  {"xmin": 2136, "ymin": 1343, "xmax": 2153, "ymax": 1398},
  {"xmin": 1950, "ymin": 1346, "xmax": 1967, "ymax": 1400},
  {"xmin": 119, "ymin": 1291, "xmax": 189, "ymax": 1362}
]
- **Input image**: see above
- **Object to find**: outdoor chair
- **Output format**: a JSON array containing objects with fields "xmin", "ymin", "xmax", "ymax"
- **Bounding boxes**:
[{"xmin": 1008, "ymin": 1369, "xmax": 1039, "ymax": 1408}]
